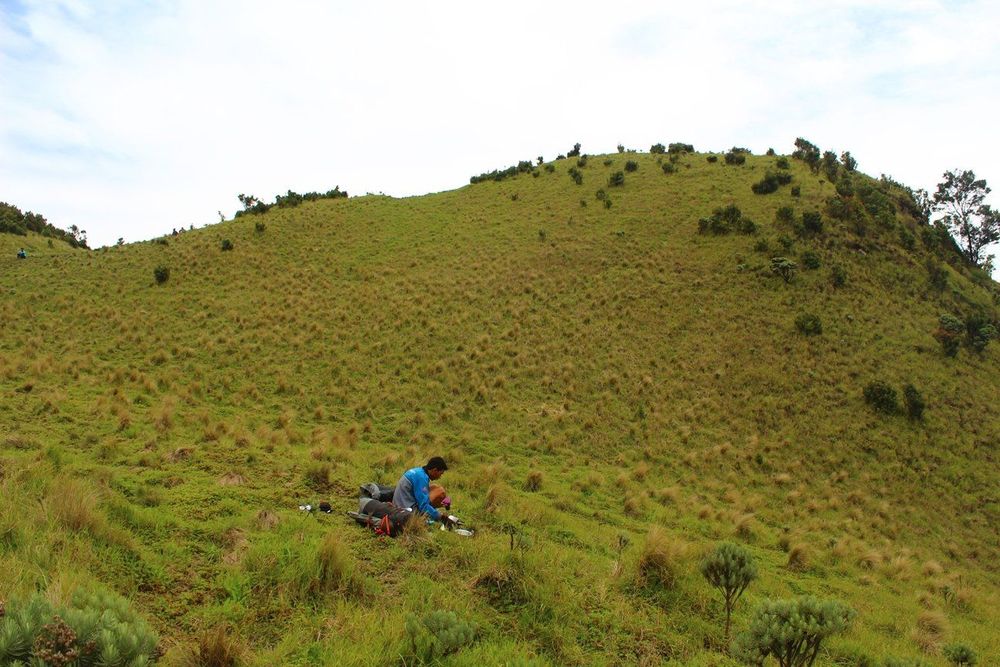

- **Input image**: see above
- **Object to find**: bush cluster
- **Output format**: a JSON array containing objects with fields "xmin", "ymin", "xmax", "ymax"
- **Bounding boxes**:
[
  {"xmin": 404, "ymin": 610, "xmax": 476, "ymax": 664},
  {"xmin": 724, "ymin": 148, "xmax": 749, "ymax": 165},
  {"xmin": 669, "ymin": 142, "xmax": 695, "ymax": 154},
  {"xmin": 568, "ymin": 167, "xmax": 584, "ymax": 185},
  {"xmin": 608, "ymin": 171, "xmax": 625, "ymax": 187},
  {"xmin": 650, "ymin": 143, "xmax": 666, "ymax": 154},
  {"xmin": 770, "ymin": 257, "xmax": 797, "ymax": 283},
  {"xmin": 751, "ymin": 171, "xmax": 793, "ymax": 195},
  {"xmin": 154, "ymin": 266, "xmax": 170, "ymax": 285},
  {"xmin": 0, "ymin": 590, "xmax": 159, "ymax": 666},
  {"xmin": 469, "ymin": 161, "xmax": 535, "ymax": 185},
  {"xmin": 624, "ymin": 160, "xmax": 638, "ymax": 173},
  {"xmin": 795, "ymin": 313, "xmax": 822, "ymax": 335},
  {"xmin": 235, "ymin": 187, "xmax": 347, "ymax": 217},
  {"xmin": 863, "ymin": 380, "xmax": 899, "ymax": 414},
  {"xmin": 698, "ymin": 204, "xmax": 756, "ymax": 235},
  {"xmin": 0, "ymin": 201, "xmax": 88, "ymax": 248},
  {"xmin": 567, "ymin": 142, "xmax": 582, "ymax": 158}
]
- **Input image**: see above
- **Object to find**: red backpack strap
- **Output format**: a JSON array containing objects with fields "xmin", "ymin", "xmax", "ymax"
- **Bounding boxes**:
[{"xmin": 374, "ymin": 514, "xmax": 392, "ymax": 537}]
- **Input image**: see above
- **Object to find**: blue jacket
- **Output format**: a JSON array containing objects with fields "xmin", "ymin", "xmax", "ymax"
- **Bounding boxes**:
[{"xmin": 392, "ymin": 466, "xmax": 441, "ymax": 520}]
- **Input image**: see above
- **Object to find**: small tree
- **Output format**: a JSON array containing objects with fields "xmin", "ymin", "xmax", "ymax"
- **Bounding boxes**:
[
  {"xmin": 933, "ymin": 169, "xmax": 1000, "ymax": 268},
  {"xmin": 153, "ymin": 266, "xmax": 170, "ymax": 285},
  {"xmin": 863, "ymin": 380, "xmax": 898, "ymax": 414},
  {"xmin": 701, "ymin": 543, "xmax": 757, "ymax": 642},
  {"xmin": 567, "ymin": 142, "xmax": 582, "ymax": 158},
  {"xmin": 792, "ymin": 138, "xmax": 821, "ymax": 173},
  {"xmin": 943, "ymin": 643, "xmax": 978, "ymax": 666},
  {"xmin": 770, "ymin": 257, "xmax": 797, "ymax": 283},
  {"xmin": 736, "ymin": 596, "xmax": 855, "ymax": 667},
  {"xmin": 404, "ymin": 610, "xmax": 476, "ymax": 664},
  {"xmin": 903, "ymin": 384, "xmax": 925, "ymax": 421},
  {"xmin": 934, "ymin": 314, "xmax": 965, "ymax": 357},
  {"xmin": 650, "ymin": 143, "xmax": 666, "ymax": 154}
]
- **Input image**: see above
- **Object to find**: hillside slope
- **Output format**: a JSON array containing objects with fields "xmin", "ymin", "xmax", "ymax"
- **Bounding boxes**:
[{"xmin": 1, "ymin": 147, "xmax": 997, "ymax": 666}]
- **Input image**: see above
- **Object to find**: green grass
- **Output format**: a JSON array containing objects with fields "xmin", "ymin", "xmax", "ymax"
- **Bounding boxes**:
[{"xmin": 1, "ymin": 149, "xmax": 997, "ymax": 665}]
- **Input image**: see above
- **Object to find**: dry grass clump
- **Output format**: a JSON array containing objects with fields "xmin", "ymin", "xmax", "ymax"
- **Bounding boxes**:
[
  {"xmin": 632, "ymin": 461, "xmax": 649, "ymax": 481},
  {"xmin": 734, "ymin": 514, "xmax": 756, "ymax": 541},
  {"xmin": 304, "ymin": 462, "xmax": 334, "ymax": 491},
  {"xmin": 171, "ymin": 624, "xmax": 246, "ymax": 667},
  {"xmin": 653, "ymin": 486, "xmax": 679, "ymax": 505},
  {"xmin": 483, "ymin": 483, "xmax": 510, "ymax": 513},
  {"xmin": 922, "ymin": 559, "xmax": 944, "ymax": 577},
  {"xmin": 912, "ymin": 609, "xmax": 949, "ymax": 654},
  {"xmin": 218, "ymin": 472, "xmax": 246, "ymax": 487},
  {"xmin": 786, "ymin": 544, "xmax": 809, "ymax": 571},
  {"xmin": 636, "ymin": 526, "xmax": 689, "ymax": 589},
  {"xmin": 525, "ymin": 469, "xmax": 543, "ymax": 492},
  {"xmin": 255, "ymin": 510, "xmax": 279, "ymax": 530},
  {"xmin": 857, "ymin": 549, "xmax": 882, "ymax": 570},
  {"xmin": 49, "ymin": 477, "xmax": 101, "ymax": 532}
]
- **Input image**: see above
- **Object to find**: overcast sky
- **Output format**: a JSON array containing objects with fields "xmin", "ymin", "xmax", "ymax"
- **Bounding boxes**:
[{"xmin": 1, "ymin": 0, "xmax": 998, "ymax": 266}]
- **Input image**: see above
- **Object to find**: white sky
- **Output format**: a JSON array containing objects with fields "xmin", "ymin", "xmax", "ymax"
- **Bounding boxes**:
[{"xmin": 1, "ymin": 0, "xmax": 998, "ymax": 268}]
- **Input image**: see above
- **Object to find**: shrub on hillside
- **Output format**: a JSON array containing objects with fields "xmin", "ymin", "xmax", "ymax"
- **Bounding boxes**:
[
  {"xmin": 751, "ymin": 171, "xmax": 793, "ymax": 195},
  {"xmin": 724, "ymin": 150, "xmax": 747, "ymax": 166},
  {"xmin": 836, "ymin": 175, "xmax": 855, "ymax": 197},
  {"xmin": 576, "ymin": 156, "xmax": 588, "ymax": 168},
  {"xmin": 221, "ymin": 239, "xmax": 234, "ymax": 251},
  {"xmin": 965, "ymin": 313, "xmax": 998, "ymax": 353},
  {"xmin": 795, "ymin": 313, "xmax": 822, "ymax": 336},
  {"xmin": 608, "ymin": 171, "xmax": 625, "ymax": 187},
  {"xmin": 404, "ymin": 610, "xmax": 476, "ymax": 664},
  {"xmin": 775, "ymin": 156, "xmax": 790, "ymax": 169},
  {"xmin": 698, "ymin": 204, "xmax": 755, "ymax": 236},
  {"xmin": 567, "ymin": 142, "xmax": 582, "ymax": 158},
  {"xmin": 934, "ymin": 314, "xmax": 965, "ymax": 357},
  {"xmin": 700, "ymin": 542, "xmax": 757, "ymax": 641},
  {"xmin": 707, "ymin": 155, "xmax": 719, "ymax": 163},
  {"xmin": 830, "ymin": 265, "xmax": 847, "ymax": 287},
  {"xmin": 735, "ymin": 596, "xmax": 855, "ymax": 667},
  {"xmin": 662, "ymin": 162, "xmax": 676, "ymax": 174},
  {"xmin": 650, "ymin": 143, "xmax": 666, "ymax": 154},
  {"xmin": 863, "ymin": 380, "xmax": 899, "ymax": 414},
  {"xmin": 791, "ymin": 186, "xmax": 801, "ymax": 197},
  {"xmin": 792, "ymin": 137, "xmax": 821, "ymax": 172},
  {"xmin": 154, "ymin": 266, "xmax": 170, "ymax": 285},
  {"xmin": 801, "ymin": 211, "xmax": 824, "ymax": 236},
  {"xmin": 0, "ymin": 590, "xmax": 159, "ymax": 666},
  {"xmin": 624, "ymin": 160, "xmax": 638, "ymax": 173},
  {"xmin": 254, "ymin": 220, "xmax": 266, "ymax": 233},
  {"xmin": 669, "ymin": 142, "xmax": 694, "ymax": 154},
  {"xmin": 568, "ymin": 167, "xmax": 583, "ymax": 185},
  {"xmin": 903, "ymin": 384, "xmax": 925, "ymax": 421},
  {"xmin": 943, "ymin": 643, "xmax": 978, "ymax": 666},
  {"xmin": 822, "ymin": 150, "xmax": 840, "ymax": 182},
  {"xmin": 775, "ymin": 206, "xmax": 795, "ymax": 225},
  {"xmin": 544, "ymin": 163, "xmax": 555, "ymax": 173},
  {"xmin": 801, "ymin": 250, "xmax": 820, "ymax": 270},
  {"xmin": 770, "ymin": 257, "xmax": 797, "ymax": 283}
]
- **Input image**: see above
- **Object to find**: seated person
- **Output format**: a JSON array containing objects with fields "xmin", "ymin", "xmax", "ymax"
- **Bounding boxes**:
[{"xmin": 392, "ymin": 456, "xmax": 449, "ymax": 523}]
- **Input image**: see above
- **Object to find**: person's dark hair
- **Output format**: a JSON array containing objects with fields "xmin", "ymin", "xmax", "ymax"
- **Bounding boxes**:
[{"xmin": 425, "ymin": 456, "xmax": 448, "ymax": 471}]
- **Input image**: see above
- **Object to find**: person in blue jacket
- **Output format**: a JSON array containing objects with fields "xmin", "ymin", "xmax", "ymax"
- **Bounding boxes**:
[{"xmin": 392, "ymin": 456, "xmax": 453, "ymax": 524}]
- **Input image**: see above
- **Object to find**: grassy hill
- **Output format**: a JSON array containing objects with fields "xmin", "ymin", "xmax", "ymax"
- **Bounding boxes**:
[{"xmin": 1, "ymin": 145, "xmax": 997, "ymax": 666}]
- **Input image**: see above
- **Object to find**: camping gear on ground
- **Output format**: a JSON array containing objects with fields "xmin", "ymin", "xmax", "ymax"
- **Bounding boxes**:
[{"xmin": 359, "ymin": 483, "xmax": 395, "ymax": 503}]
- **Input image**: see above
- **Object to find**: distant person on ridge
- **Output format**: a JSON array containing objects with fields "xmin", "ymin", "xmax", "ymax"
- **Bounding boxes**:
[
  {"xmin": 393, "ymin": 456, "xmax": 453, "ymax": 524},
  {"xmin": 17, "ymin": 248, "xmax": 27, "ymax": 259}
]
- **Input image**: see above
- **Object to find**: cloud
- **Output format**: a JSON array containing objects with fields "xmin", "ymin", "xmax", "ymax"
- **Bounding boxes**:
[{"xmin": 1, "ymin": 0, "xmax": 998, "ymax": 271}]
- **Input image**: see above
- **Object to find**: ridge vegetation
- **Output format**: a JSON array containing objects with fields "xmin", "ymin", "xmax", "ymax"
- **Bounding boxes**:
[{"xmin": 1, "ymin": 139, "xmax": 997, "ymax": 666}]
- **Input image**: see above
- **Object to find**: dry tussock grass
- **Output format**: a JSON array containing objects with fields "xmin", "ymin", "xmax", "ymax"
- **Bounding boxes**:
[
  {"xmin": 912, "ymin": 609, "xmax": 949, "ymax": 654},
  {"xmin": 636, "ymin": 526, "xmax": 689, "ymax": 589},
  {"xmin": 255, "ymin": 510, "xmax": 279, "ymax": 530},
  {"xmin": 787, "ymin": 543, "xmax": 809, "ymax": 571},
  {"xmin": 48, "ymin": 477, "xmax": 101, "ymax": 532}
]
